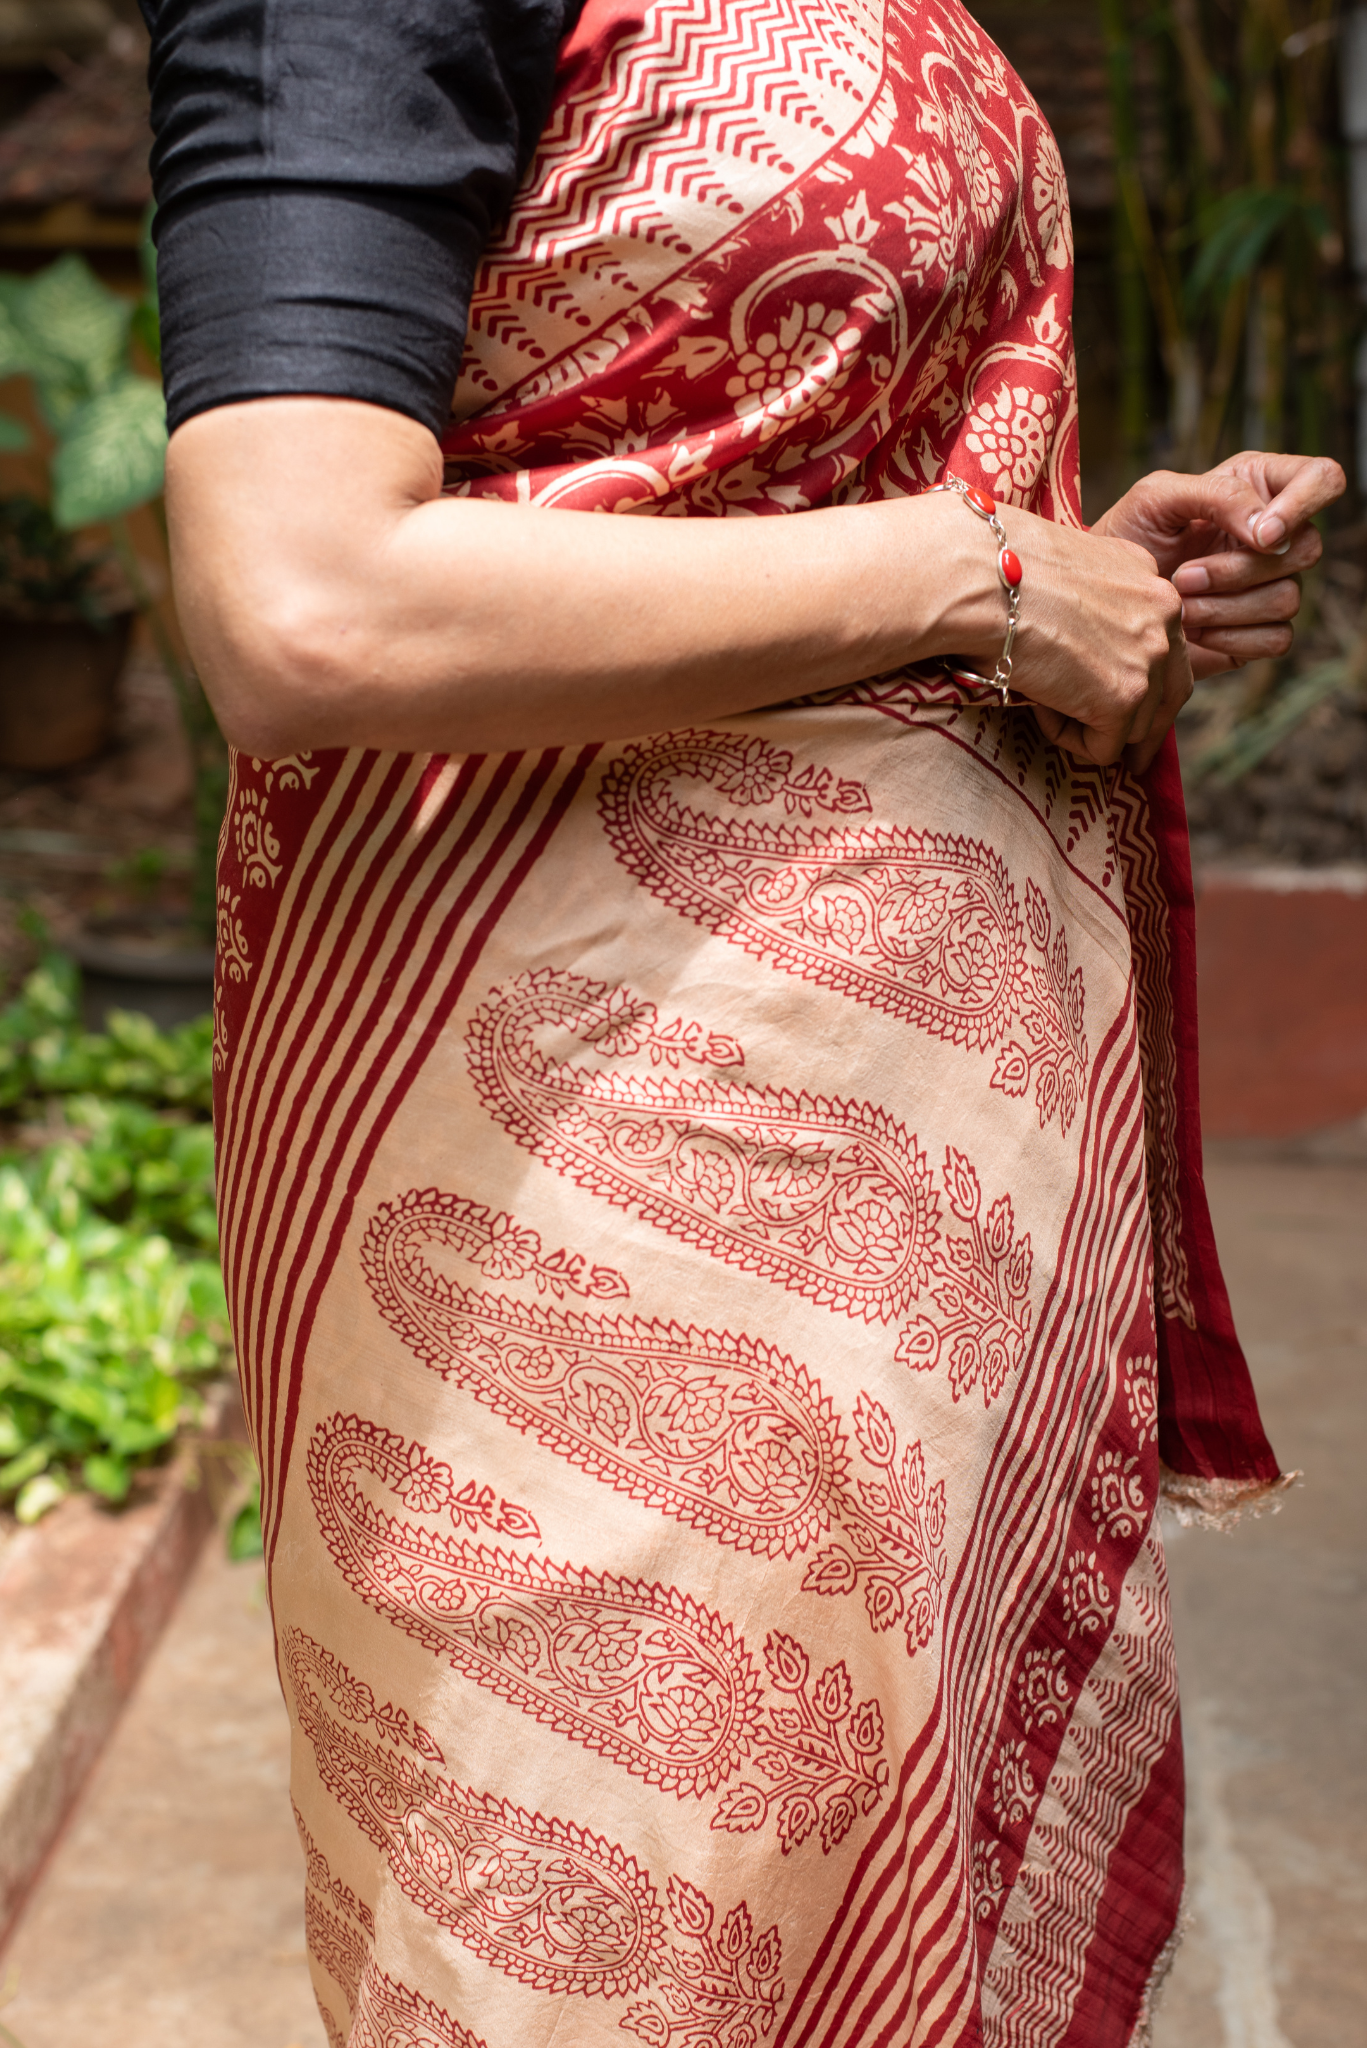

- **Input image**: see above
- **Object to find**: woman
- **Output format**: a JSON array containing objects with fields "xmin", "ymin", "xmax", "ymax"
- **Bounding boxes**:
[{"xmin": 147, "ymin": 0, "xmax": 1341, "ymax": 2041}]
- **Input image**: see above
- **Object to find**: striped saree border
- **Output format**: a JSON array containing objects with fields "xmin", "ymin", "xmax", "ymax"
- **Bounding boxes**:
[
  {"xmin": 774, "ymin": 998, "xmax": 1158, "ymax": 2047},
  {"xmin": 216, "ymin": 747, "xmax": 599, "ymax": 1565}
]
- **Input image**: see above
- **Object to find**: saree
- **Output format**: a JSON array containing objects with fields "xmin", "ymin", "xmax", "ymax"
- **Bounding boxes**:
[{"xmin": 212, "ymin": 2, "xmax": 1288, "ymax": 2041}]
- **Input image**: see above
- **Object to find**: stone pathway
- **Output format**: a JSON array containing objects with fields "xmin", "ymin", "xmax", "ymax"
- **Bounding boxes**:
[
  {"xmin": 1153, "ymin": 1155, "xmax": 1367, "ymax": 2048},
  {"xmin": 0, "ymin": 1539, "xmax": 324, "ymax": 2048},
  {"xmin": 0, "ymin": 1158, "xmax": 1361, "ymax": 2048}
]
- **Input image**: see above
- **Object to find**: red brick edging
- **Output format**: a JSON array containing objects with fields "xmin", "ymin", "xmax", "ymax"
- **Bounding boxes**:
[
  {"xmin": 0, "ymin": 1387, "xmax": 245, "ymax": 1954},
  {"xmin": 1197, "ymin": 866, "xmax": 1367, "ymax": 1140}
]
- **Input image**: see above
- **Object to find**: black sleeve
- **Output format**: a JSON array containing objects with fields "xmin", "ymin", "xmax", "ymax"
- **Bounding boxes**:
[{"xmin": 143, "ymin": 0, "xmax": 577, "ymax": 438}]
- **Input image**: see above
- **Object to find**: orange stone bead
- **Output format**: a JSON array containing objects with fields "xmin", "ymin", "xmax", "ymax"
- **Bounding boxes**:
[
  {"xmin": 964, "ymin": 486, "xmax": 996, "ymax": 517},
  {"xmin": 998, "ymin": 546, "xmax": 1022, "ymax": 588}
]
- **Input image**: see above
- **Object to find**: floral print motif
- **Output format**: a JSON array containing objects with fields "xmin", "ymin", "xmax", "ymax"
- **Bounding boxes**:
[
  {"xmin": 963, "ymin": 384, "xmax": 1059, "ymax": 500},
  {"xmin": 363, "ymin": 1191, "xmax": 950, "ymax": 1648},
  {"xmin": 306, "ymin": 1415, "xmax": 893, "ymax": 1851},
  {"xmin": 597, "ymin": 731, "xmax": 1089, "ymax": 1133}
]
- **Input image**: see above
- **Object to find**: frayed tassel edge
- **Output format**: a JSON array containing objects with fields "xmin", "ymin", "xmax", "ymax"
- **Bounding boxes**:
[
  {"xmin": 1126, "ymin": 1901, "xmax": 1191, "ymax": 2048},
  {"xmin": 1159, "ymin": 1464, "xmax": 1301, "ymax": 1531}
]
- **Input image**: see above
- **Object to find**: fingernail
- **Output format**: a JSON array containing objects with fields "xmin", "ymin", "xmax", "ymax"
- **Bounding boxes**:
[
  {"xmin": 1255, "ymin": 513, "xmax": 1288, "ymax": 552},
  {"xmin": 1172, "ymin": 564, "xmax": 1210, "ymax": 594}
]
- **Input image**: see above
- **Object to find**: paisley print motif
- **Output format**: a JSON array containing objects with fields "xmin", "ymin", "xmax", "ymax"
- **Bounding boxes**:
[
  {"xmin": 466, "ymin": 968, "xmax": 1034, "ymax": 1400},
  {"xmin": 466, "ymin": 966, "xmax": 940, "ymax": 1321},
  {"xmin": 286, "ymin": 1627, "xmax": 669, "ymax": 1999},
  {"xmin": 596, "ymin": 728, "xmax": 1089, "ymax": 1130},
  {"xmin": 307, "ymin": 1415, "xmax": 891, "ymax": 1849},
  {"xmin": 306, "ymin": 1416, "xmax": 763, "ymax": 1799},
  {"xmin": 361, "ymin": 1189, "xmax": 848, "ymax": 1560},
  {"xmin": 361, "ymin": 1190, "xmax": 950, "ymax": 1655},
  {"xmin": 286, "ymin": 1632, "xmax": 786, "ymax": 2041}
]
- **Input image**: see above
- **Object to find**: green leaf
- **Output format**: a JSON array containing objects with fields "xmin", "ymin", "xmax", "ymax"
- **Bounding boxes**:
[
  {"xmin": 14, "ymin": 1471, "xmax": 68, "ymax": 1523},
  {"xmin": 0, "ymin": 1440, "xmax": 55, "ymax": 1491},
  {"xmin": 83, "ymin": 1451, "xmax": 131, "ymax": 1502},
  {"xmin": 0, "ymin": 412, "xmax": 29, "ymax": 451},
  {"xmin": 18, "ymin": 254, "xmax": 130, "ymax": 395},
  {"xmin": 139, "ymin": 201, "xmax": 158, "ymax": 302},
  {"xmin": 51, "ymin": 376, "xmax": 168, "ymax": 529},
  {"xmin": 1185, "ymin": 185, "xmax": 1328, "ymax": 309},
  {"xmin": 227, "ymin": 1491, "xmax": 264, "ymax": 1561},
  {"xmin": 0, "ymin": 289, "xmax": 37, "ymax": 380},
  {"xmin": 130, "ymin": 298, "xmax": 161, "ymax": 371}
]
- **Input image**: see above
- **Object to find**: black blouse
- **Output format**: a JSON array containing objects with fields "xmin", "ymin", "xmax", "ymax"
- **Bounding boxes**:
[{"xmin": 142, "ymin": 0, "xmax": 579, "ymax": 439}]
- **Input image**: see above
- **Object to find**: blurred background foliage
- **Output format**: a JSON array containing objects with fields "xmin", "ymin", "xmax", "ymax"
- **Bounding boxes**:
[
  {"xmin": 1099, "ymin": 0, "xmax": 1350, "ymax": 477},
  {"xmin": 972, "ymin": 0, "xmax": 1358, "ymax": 488},
  {"xmin": 0, "ymin": 949, "xmax": 226, "ymax": 1526}
]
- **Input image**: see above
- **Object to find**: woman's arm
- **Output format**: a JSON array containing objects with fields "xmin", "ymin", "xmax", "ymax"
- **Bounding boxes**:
[{"xmin": 167, "ymin": 395, "xmax": 1190, "ymax": 767}]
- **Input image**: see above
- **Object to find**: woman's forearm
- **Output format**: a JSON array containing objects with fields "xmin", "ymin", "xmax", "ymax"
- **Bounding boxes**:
[
  {"xmin": 168, "ymin": 398, "xmax": 1004, "ymax": 756},
  {"xmin": 166, "ymin": 395, "xmax": 1184, "ymax": 765}
]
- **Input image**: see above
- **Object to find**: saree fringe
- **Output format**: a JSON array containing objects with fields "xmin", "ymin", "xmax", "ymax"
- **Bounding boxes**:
[{"xmin": 1161, "ymin": 1466, "xmax": 1301, "ymax": 1532}]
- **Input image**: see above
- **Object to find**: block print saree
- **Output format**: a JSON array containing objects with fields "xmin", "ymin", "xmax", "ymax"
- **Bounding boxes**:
[{"xmin": 212, "ymin": 2, "xmax": 1288, "ymax": 2041}]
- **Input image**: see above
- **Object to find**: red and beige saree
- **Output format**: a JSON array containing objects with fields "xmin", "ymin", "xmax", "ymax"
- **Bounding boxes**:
[{"xmin": 213, "ymin": 2, "xmax": 1288, "ymax": 2041}]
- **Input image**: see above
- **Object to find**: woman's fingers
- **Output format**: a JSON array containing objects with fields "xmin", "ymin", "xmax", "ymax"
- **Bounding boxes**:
[
  {"xmin": 1095, "ymin": 454, "xmax": 1346, "ymax": 573},
  {"xmin": 1180, "ymin": 575, "xmax": 1300, "ymax": 630},
  {"xmin": 1172, "ymin": 528, "xmax": 1320, "ymax": 596},
  {"xmin": 1214, "ymin": 451, "xmax": 1347, "ymax": 550},
  {"xmin": 1183, "ymin": 621, "xmax": 1296, "ymax": 664},
  {"xmin": 1124, "ymin": 617, "xmax": 1193, "ymax": 773}
]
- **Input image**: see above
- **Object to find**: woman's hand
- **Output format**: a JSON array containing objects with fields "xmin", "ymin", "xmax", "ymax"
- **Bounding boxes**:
[
  {"xmin": 1093, "ymin": 453, "xmax": 1346, "ymax": 680},
  {"xmin": 967, "ymin": 504, "xmax": 1189, "ymax": 775}
]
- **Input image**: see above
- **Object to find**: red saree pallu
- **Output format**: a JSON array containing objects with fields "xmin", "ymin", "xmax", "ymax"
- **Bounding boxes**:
[{"xmin": 213, "ymin": 2, "xmax": 1289, "ymax": 2042}]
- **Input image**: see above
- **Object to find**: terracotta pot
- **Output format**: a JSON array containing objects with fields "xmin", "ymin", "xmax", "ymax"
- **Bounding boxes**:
[
  {"xmin": 0, "ymin": 611, "xmax": 134, "ymax": 771},
  {"xmin": 69, "ymin": 915, "xmax": 215, "ymax": 1032}
]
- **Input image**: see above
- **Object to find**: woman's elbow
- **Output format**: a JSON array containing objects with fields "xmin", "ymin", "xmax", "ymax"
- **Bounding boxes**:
[{"xmin": 175, "ymin": 554, "xmax": 377, "ymax": 758}]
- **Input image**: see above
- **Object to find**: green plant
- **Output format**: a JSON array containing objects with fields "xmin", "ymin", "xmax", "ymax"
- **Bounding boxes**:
[
  {"xmin": 0, "ymin": 953, "xmax": 227, "ymax": 1523},
  {"xmin": 227, "ymin": 1462, "xmax": 264, "ymax": 1560},
  {"xmin": 1097, "ymin": 0, "xmax": 1350, "ymax": 474},
  {"xmin": 0, "ymin": 494, "xmax": 121, "ymax": 623},
  {"xmin": 0, "ymin": 952, "xmax": 212, "ymax": 1114},
  {"xmin": 0, "ymin": 245, "xmax": 164, "ymax": 528},
  {"xmin": 0, "ymin": 229, "xmax": 226, "ymax": 937},
  {"xmin": 0, "ymin": 1166, "xmax": 226, "ymax": 1517}
]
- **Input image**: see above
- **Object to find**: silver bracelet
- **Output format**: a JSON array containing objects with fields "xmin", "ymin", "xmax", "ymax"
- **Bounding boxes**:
[{"xmin": 932, "ymin": 473, "xmax": 1022, "ymax": 709}]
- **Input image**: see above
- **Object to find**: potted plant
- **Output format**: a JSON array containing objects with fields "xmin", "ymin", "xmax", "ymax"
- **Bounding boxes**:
[
  {"xmin": 0, "ymin": 492, "xmax": 135, "ymax": 769},
  {"xmin": 0, "ymin": 232, "xmax": 225, "ymax": 1005}
]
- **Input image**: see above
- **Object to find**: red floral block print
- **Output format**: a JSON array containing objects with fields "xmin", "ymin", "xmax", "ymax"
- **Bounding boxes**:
[
  {"xmin": 296, "ymin": 1804, "xmax": 378, "ymax": 1942},
  {"xmin": 351, "ymin": 1966, "xmax": 490, "ymax": 2048},
  {"xmin": 466, "ymin": 968, "xmax": 1033, "ymax": 1401},
  {"xmin": 800, "ymin": 1392, "xmax": 948, "ymax": 1652},
  {"xmin": 622, "ymin": 1877, "xmax": 784, "ymax": 2048},
  {"xmin": 304, "ymin": 1881, "xmax": 368, "ymax": 2008},
  {"xmin": 1110, "ymin": 771, "xmax": 1196, "ymax": 1329},
  {"xmin": 213, "ymin": 747, "xmax": 324, "ymax": 1073},
  {"xmin": 712, "ymin": 1633, "xmax": 889, "ymax": 1857},
  {"xmin": 362, "ymin": 1191, "xmax": 949, "ymax": 1653},
  {"xmin": 299, "ymin": 1811, "xmax": 491, "ymax": 2048},
  {"xmin": 361, "ymin": 1188, "xmax": 848, "ymax": 1559},
  {"xmin": 444, "ymin": 0, "xmax": 1079, "ymax": 527},
  {"xmin": 597, "ymin": 729, "xmax": 1089, "ymax": 1130},
  {"xmin": 285, "ymin": 1627, "xmax": 667, "ymax": 1998},
  {"xmin": 285, "ymin": 1632, "xmax": 785, "ymax": 2041},
  {"xmin": 464, "ymin": 966, "xmax": 938, "ymax": 1319},
  {"xmin": 306, "ymin": 1420, "xmax": 891, "ymax": 1848},
  {"xmin": 900, "ymin": 1147, "xmax": 1033, "ymax": 1404},
  {"xmin": 306, "ymin": 1419, "xmax": 763, "ymax": 1799}
]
